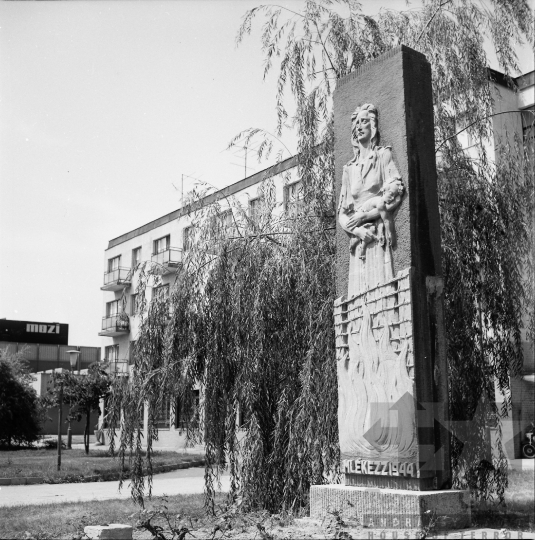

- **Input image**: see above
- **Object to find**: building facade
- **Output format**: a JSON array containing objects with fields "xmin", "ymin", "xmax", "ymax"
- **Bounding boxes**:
[{"xmin": 99, "ymin": 154, "xmax": 301, "ymax": 448}]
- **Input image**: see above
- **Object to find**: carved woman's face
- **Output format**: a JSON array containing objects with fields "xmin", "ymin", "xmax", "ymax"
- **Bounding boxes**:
[{"xmin": 354, "ymin": 110, "xmax": 373, "ymax": 145}]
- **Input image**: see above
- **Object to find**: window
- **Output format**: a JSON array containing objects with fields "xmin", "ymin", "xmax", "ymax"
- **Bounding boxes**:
[
  {"xmin": 284, "ymin": 181, "xmax": 304, "ymax": 216},
  {"xmin": 137, "ymin": 403, "xmax": 145, "ymax": 430},
  {"xmin": 105, "ymin": 344, "xmax": 119, "ymax": 362},
  {"xmin": 522, "ymin": 109, "xmax": 534, "ymax": 161},
  {"xmin": 130, "ymin": 293, "xmax": 141, "ymax": 315},
  {"xmin": 209, "ymin": 211, "xmax": 235, "ymax": 242},
  {"xmin": 108, "ymin": 255, "xmax": 121, "ymax": 273},
  {"xmin": 132, "ymin": 247, "xmax": 141, "ymax": 268},
  {"xmin": 129, "ymin": 340, "xmax": 137, "ymax": 365},
  {"xmin": 155, "ymin": 395, "xmax": 171, "ymax": 429},
  {"xmin": 220, "ymin": 210, "xmax": 233, "ymax": 231},
  {"xmin": 153, "ymin": 284, "xmax": 169, "ymax": 301},
  {"xmin": 221, "ymin": 210, "xmax": 237, "ymax": 237},
  {"xmin": 183, "ymin": 226, "xmax": 194, "ymax": 251},
  {"xmin": 153, "ymin": 235, "xmax": 170, "ymax": 255},
  {"xmin": 238, "ymin": 401, "xmax": 249, "ymax": 429},
  {"xmin": 455, "ymin": 115, "xmax": 476, "ymax": 149},
  {"xmin": 249, "ymin": 197, "xmax": 263, "ymax": 222},
  {"xmin": 106, "ymin": 300, "xmax": 120, "ymax": 318},
  {"xmin": 174, "ymin": 390, "xmax": 200, "ymax": 429}
]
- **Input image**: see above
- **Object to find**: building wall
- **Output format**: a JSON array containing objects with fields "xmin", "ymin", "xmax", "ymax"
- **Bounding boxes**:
[
  {"xmin": 31, "ymin": 371, "xmax": 101, "ymax": 436},
  {"xmin": 99, "ymin": 156, "xmax": 299, "ymax": 366},
  {"xmin": 98, "ymin": 157, "xmax": 301, "ymax": 447},
  {"xmin": 490, "ymin": 72, "xmax": 535, "ymax": 458},
  {"xmin": 0, "ymin": 341, "xmax": 100, "ymax": 373}
]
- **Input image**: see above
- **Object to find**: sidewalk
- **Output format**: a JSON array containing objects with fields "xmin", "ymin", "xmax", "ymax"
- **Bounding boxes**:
[{"xmin": 0, "ymin": 467, "xmax": 230, "ymax": 508}]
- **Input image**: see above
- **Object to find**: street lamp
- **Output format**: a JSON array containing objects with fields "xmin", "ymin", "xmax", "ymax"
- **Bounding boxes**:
[{"xmin": 66, "ymin": 350, "xmax": 80, "ymax": 450}]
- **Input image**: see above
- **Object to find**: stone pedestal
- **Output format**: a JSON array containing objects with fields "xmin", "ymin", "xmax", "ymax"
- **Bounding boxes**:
[{"xmin": 310, "ymin": 485, "xmax": 471, "ymax": 530}]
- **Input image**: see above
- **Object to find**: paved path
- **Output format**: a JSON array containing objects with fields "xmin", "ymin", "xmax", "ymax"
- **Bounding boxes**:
[{"xmin": 0, "ymin": 467, "xmax": 230, "ymax": 508}]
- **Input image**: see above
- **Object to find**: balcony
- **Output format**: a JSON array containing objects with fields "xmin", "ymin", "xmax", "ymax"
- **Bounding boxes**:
[
  {"xmin": 151, "ymin": 247, "xmax": 182, "ymax": 274},
  {"xmin": 98, "ymin": 314, "xmax": 130, "ymax": 337},
  {"xmin": 101, "ymin": 267, "xmax": 131, "ymax": 291}
]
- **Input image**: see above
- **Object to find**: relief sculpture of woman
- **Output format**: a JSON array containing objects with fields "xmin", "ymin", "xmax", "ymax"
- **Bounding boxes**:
[
  {"xmin": 338, "ymin": 103, "xmax": 404, "ymax": 297},
  {"xmin": 337, "ymin": 104, "xmax": 416, "ymax": 461}
]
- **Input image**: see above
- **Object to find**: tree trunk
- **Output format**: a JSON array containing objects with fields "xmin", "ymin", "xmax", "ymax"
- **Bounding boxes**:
[{"xmin": 85, "ymin": 410, "xmax": 90, "ymax": 454}]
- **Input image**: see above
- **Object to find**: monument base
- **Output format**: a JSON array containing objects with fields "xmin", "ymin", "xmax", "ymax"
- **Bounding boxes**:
[{"xmin": 310, "ymin": 485, "xmax": 471, "ymax": 530}]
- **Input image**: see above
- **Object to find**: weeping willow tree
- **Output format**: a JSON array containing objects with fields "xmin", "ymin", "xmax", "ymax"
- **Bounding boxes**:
[{"xmin": 108, "ymin": 0, "xmax": 534, "ymax": 511}]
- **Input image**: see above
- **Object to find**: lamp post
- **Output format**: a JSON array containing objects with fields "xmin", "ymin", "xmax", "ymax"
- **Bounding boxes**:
[
  {"xmin": 57, "ymin": 374, "xmax": 63, "ymax": 471},
  {"xmin": 66, "ymin": 350, "xmax": 80, "ymax": 450}
]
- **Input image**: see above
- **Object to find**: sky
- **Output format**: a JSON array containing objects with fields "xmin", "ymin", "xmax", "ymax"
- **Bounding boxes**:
[{"xmin": 0, "ymin": 0, "xmax": 533, "ymax": 347}]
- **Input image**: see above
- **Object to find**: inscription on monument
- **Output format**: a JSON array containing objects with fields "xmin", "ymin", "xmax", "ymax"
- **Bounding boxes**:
[{"xmin": 343, "ymin": 459, "xmax": 419, "ymax": 477}]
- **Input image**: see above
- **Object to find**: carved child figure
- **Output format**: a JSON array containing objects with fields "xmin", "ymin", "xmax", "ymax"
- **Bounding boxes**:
[{"xmin": 346, "ymin": 181, "xmax": 404, "ymax": 259}]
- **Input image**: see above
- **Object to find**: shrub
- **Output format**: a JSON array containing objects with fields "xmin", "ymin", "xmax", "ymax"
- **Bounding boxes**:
[{"xmin": 0, "ymin": 359, "xmax": 43, "ymax": 447}]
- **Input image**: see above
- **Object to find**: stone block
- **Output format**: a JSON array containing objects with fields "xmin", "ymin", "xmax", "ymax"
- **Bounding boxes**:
[
  {"xmin": 310, "ymin": 485, "xmax": 470, "ymax": 530},
  {"xmin": 0, "ymin": 479, "xmax": 11, "ymax": 485},
  {"xmin": 84, "ymin": 524, "xmax": 133, "ymax": 540}
]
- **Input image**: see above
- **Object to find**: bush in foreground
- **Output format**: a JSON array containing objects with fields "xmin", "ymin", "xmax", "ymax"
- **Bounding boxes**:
[{"xmin": 0, "ymin": 351, "xmax": 43, "ymax": 447}]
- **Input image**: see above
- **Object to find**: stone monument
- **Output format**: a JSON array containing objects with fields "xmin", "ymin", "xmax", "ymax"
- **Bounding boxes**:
[{"xmin": 310, "ymin": 45, "xmax": 471, "ymax": 530}]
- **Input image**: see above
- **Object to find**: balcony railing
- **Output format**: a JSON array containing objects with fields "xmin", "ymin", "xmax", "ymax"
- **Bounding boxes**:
[
  {"xmin": 151, "ymin": 248, "xmax": 182, "ymax": 274},
  {"xmin": 98, "ymin": 314, "xmax": 130, "ymax": 337},
  {"xmin": 101, "ymin": 267, "xmax": 131, "ymax": 291},
  {"xmin": 104, "ymin": 360, "xmax": 129, "ymax": 375}
]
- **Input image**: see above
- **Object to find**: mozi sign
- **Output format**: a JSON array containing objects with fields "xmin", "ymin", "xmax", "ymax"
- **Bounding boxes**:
[
  {"xmin": 26, "ymin": 324, "xmax": 61, "ymax": 334},
  {"xmin": 0, "ymin": 319, "xmax": 69, "ymax": 345}
]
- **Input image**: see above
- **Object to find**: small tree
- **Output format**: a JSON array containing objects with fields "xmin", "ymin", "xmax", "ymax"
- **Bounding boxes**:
[
  {"xmin": 0, "ymin": 349, "xmax": 44, "ymax": 447},
  {"xmin": 73, "ymin": 364, "xmax": 111, "ymax": 454}
]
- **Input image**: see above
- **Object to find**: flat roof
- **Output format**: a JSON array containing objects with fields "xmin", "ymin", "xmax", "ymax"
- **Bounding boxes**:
[{"xmin": 107, "ymin": 153, "xmax": 299, "ymax": 250}]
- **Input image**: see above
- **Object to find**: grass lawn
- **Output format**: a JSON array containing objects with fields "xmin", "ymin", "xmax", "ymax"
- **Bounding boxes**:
[
  {"xmin": 0, "ymin": 493, "xmax": 221, "ymax": 540},
  {"xmin": 0, "ymin": 447, "xmax": 204, "ymax": 482},
  {"xmin": 471, "ymin": 468, "xmax": 535, "ymax": 531},
  {"xmin": 0, "ymin": 469, "xmax": 532, "ymax": 539}
]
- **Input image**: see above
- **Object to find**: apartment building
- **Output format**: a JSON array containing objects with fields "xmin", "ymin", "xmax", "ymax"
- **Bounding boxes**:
[
  {"xmin": 99, "ymin": 69, "xmax": 534, "ymax": 452},
  {"xmin": 99, "ymin": 154, "xmax": 302, "ymax": 447}
]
